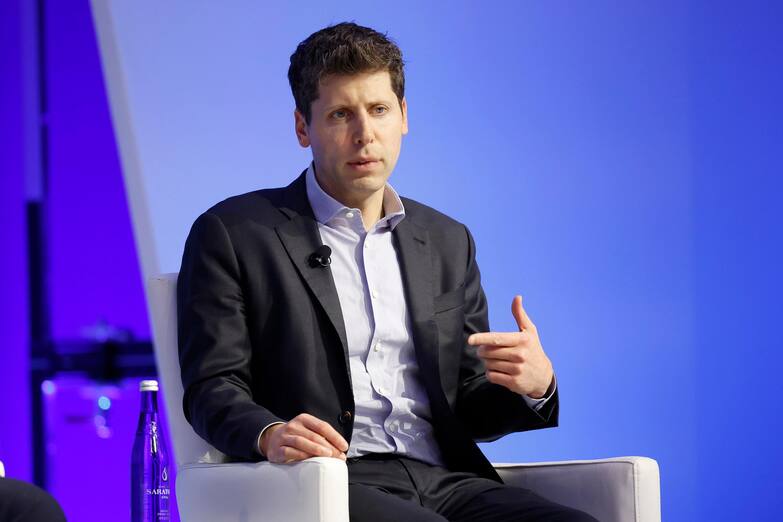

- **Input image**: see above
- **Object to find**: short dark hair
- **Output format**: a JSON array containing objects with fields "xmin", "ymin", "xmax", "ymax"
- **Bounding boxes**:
[{"xmin": 288, "ymin": 22, "xmax": 405, "ymax": 124}]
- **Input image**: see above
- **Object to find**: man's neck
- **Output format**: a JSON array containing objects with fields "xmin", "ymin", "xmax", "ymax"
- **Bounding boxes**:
[
  {"xmin": 313, "ymin": 172, "xmax": 386, "ymax": 231},
  {"xmin": 339, "ymin": 190, "xmax": 384, "ymax": 231}
]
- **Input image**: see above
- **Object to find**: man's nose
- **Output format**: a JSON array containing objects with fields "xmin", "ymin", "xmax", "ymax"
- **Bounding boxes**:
[{"xmin": 353, "ymin": 112, "xmax": 375, "ymax": 145}]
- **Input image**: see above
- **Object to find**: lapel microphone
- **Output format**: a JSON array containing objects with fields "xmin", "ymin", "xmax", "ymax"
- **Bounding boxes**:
[{"xmin": 309, "ymin": 245, "xmax": 332, "ymax": 268}]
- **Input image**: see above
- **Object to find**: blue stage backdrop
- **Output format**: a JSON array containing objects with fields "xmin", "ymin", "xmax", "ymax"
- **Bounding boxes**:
[{"xmin": 1, "ymin": 1, "xmax": 780, "ymax": 520}]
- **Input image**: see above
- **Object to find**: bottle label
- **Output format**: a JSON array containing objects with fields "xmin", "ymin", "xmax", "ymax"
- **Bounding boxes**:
[
  {"xmin": 144, "ymin": 488, "xmax": 171, "ymax": 496},
  {"xmin": 132, "ymin": 459, "xmax": 171, "ymax": 520},
  {"xmin": 146, "ymin": 467, "xmax": 169, "ymax": 497}
]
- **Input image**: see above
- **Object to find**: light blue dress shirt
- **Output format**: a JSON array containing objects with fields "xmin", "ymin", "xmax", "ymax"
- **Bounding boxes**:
[{"xmin": 305, "ymin": 164, "xmax": 444, "ymax": 465}]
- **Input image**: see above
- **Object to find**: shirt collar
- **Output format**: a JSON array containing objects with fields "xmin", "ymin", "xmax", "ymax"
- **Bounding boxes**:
[{"xmin": 305, "ymin": 163, "xmax": 406, "ymax": 230}]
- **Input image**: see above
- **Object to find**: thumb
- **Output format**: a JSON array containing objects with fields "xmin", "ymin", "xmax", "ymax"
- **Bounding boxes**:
[{"xmin": 511, "ymin": 295, "xmax": 534, "ymax": 331}]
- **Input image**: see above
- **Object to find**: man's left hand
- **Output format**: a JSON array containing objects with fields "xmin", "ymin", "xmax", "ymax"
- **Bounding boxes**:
[{"xmin": 467, "ymin": 295, "xmax": 554, "ymax": 399}]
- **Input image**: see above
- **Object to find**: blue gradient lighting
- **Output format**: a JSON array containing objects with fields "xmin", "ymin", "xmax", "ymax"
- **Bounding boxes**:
[{"xmin": 0, "ymin": 1, "xmax": 775, "ymax": 520}]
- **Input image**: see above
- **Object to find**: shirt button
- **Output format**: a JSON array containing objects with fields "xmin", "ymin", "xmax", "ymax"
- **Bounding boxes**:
[
  {"xmin": 374, "ymin": 342, "xmax": 382, "ymax": 352},
  {"xmin": 345, "ymin": 211, "xmax": 354, "ymax": 219},
  {"xmin": 377, "ymin": 386, "xmax": 386, "ymax": 395},
  {"xmin": 371, "ymin": 290, "xmax": 378, "ymax": 299}
]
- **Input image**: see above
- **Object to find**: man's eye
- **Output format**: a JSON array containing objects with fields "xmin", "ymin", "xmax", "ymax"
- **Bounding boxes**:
[
  {"xmin": 373, "ymin": 106, "xmax": 388, "ymax": 115},
  {"xmin": 331, "ymin": 110, "xmax": 348, "ymax": 119}
]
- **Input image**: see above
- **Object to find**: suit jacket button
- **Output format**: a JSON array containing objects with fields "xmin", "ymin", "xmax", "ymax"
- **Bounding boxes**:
[{"xmin": 338, "ymin": 411, "xmax": 352, "ymax": 425}]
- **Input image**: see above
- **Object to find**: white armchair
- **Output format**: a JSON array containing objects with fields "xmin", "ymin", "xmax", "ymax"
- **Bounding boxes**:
[
  {"xmin": 147, "ymin": 274, "xmax": 349, "ymax": 522},
  {"xmin": 148, "ymin": 274, "xmax": 660, "ymax": 522}
]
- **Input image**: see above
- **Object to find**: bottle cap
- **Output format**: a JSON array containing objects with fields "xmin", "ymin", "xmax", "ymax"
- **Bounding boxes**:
[{"xmin": 139, "ymin": 380, "xmax": 159, "ymax": 392}]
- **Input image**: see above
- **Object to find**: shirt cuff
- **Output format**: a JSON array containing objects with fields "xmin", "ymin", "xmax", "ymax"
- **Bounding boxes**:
[
  {"xmin": 522, "ymin": 375, "xmax": 557, "ymax": 411},
  {"xmin": 255, "ymin": 421, "xmax": 286, "ymax": 456}
]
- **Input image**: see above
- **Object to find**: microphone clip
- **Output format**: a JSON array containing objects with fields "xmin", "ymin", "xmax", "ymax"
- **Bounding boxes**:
[{"xmin": 308, "ymin": 245, "xmax": 332, "ymax": 268}]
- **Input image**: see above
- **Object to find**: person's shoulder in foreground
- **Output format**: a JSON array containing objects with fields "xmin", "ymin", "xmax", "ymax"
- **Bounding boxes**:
[{"xmin": 0, "ymin": 477, "xmax": 66, "ymax": 522}]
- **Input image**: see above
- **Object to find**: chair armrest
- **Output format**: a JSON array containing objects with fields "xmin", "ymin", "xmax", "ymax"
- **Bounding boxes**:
[
  {"xmin": 0, "ymin": 460, "xmax": 4, "ymax": 478},
  {"xmin": 176, "ymin": 457, "xmax": 349, "ymax": 522},
  {"xmin": 493, "ymin": 456, "xmax": 660, "ymax": 522}
]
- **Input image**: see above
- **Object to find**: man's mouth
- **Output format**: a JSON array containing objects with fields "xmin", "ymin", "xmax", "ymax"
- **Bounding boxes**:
[
  {"xmin": 347, "ymin": 159, "xmax": 381, "ymax": 169},
  {"xmin": 348, "ymin": 158, "xmax": 379, "ymax": 165}
]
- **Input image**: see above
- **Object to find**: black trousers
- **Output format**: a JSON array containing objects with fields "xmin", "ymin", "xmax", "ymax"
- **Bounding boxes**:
[
  {"xmin": 0, "ymin": 478, "xmax": 66, "ymax": 522},
  {"xmin": 347, "ymin": 455, "xmax": 598, "ymax": 522}
]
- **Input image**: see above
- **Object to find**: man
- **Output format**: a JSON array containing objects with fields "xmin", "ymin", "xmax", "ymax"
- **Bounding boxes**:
[{"xmin": 178, "ymin": 22, "xmax": 596, "ymax": 521}]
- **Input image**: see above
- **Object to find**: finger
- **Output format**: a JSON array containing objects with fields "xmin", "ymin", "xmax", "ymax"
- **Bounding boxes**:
[
  {"xmin": 476, "ymin": 332, "xmax": 530, "ymax": 354},
  {"xmin": 287, "ymin": 424, "xmax": 340, "ymax": 452},
  {"xmin": 299, "ymin": 414, "xmax": 350, "ymax": 452},
  {"xmin": 478, "ymin": 347, "xmax": 525, "ymax": 363},
  {"xmin": 468, "ymin": 331, "xmax": 523, "ymax": 347},
  {"xmin": 484, "ymin": 359, "xmax": 522, "ymax": 375},
  {"xmin": 290, "ymin": 415, "xmax": 342, "ymax": 452},
  {"xmin": 512, "ymin": 295, "xmax": 535, "ymax": 331},
  {"xmin": 280, "ymin": 433, "xmax": 337, "ymax": 457},
  {"xmin": 486, "ymin": 370, "xmax": 515, "ymax": 388},
  {"xmin": 275, "ymin": 445, "xmax": 312, "ymax": 464}
]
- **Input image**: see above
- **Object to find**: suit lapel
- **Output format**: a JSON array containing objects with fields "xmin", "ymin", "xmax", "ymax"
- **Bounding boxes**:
[
  {"xmin": 393, "ymin": 218, "xmax": 443, "ymax": 400},
  {"xmin": 274, "ymin": 174, "xmax": 351, "ymax": 386}
]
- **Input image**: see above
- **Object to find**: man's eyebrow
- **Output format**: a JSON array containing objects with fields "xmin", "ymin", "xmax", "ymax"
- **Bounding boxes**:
[
  {"xmin": 322, "ymin": 104, "xmax": 348, "ymax": 113},
  {"xmin": 322, "ymin": 100, "xmax": 393, "ymax": 112}
]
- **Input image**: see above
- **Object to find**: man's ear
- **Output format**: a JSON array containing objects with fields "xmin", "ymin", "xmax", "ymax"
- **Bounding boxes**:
[
  {"xmin": 401, "ymin": 97, "xmax": 409, "ymax": 135},
  {"xmin": 294, "ymin": 109, "xmax": 310, "ymax": 147}
]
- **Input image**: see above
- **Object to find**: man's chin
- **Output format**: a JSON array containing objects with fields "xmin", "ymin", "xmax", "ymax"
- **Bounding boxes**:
[
  {"xmin": 351, "ymin": 174, "xmax": 388, "ymax": 193},
  {"xmin": 339, "ymin": 165, "xmax": 386, "ymax": 185}
]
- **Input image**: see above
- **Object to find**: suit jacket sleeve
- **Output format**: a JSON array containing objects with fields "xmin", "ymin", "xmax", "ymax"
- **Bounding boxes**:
[
  {"xmin": 454, "ymin": 225, "xmax": 559, "ymax": 442},
  {"xmin": 177, "ymin": 211, "xmax": 284, "ymax": 461}
]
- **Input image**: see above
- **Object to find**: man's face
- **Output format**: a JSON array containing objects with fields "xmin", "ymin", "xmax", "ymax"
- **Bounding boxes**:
[{"xmin": 295, "ymin": 70, "xmax": 408, "ymax": 206}]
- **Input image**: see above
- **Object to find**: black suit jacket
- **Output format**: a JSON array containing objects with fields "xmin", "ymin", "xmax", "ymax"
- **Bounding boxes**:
[{"xmin": 177, "ymin": 171, "xmax": 558, "ymax": 481}]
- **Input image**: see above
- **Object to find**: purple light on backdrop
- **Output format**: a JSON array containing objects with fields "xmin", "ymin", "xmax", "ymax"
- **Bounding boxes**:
[
  {"xmin": 39, "ymin": 0, "xmax": 158, "ymax": 517},
  {"xmin": 0, "ymin": 0, "xmax": 33, "ymax": 481},
  {"xmin": 1, "ymin": 0, "xmax": 159, "ymax": 515},
  {"xmin": 45, "ymin": 0, "xmax": 149, "ymax": 342}
]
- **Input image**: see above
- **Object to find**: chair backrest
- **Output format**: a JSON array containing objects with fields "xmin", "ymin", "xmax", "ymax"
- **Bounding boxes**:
[{"xmin": 146, "ymin": 273, "xmax": 226, "ymax": 469}]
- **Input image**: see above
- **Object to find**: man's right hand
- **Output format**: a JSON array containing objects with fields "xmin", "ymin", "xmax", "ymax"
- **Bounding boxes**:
[{"xmin": 259, "ymin": 413, "xmax": 349, "ymax": 463}]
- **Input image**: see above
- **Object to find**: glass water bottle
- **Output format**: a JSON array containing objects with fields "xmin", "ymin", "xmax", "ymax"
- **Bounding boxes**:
[{"xmin": 131, "ymin": 380, "xmax": 171, "ymax": 521}]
